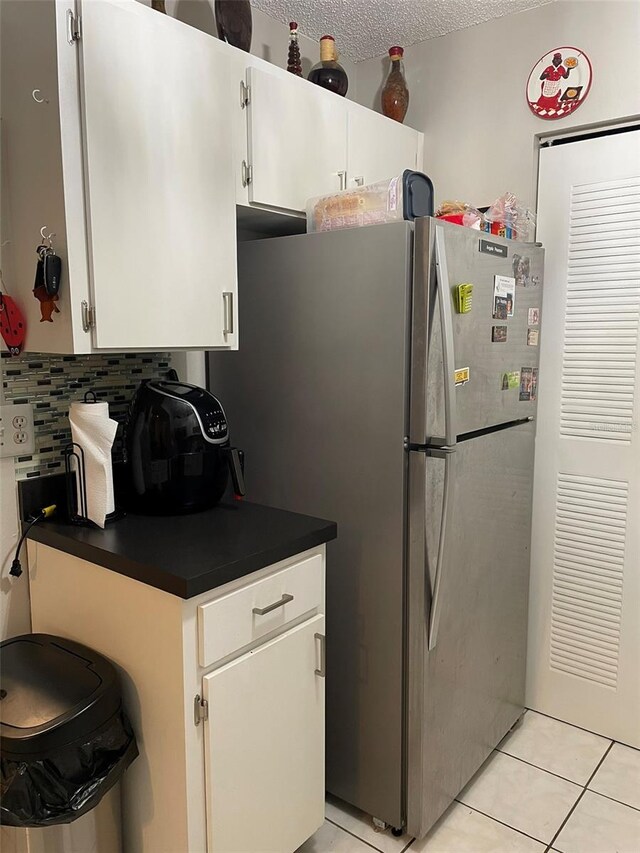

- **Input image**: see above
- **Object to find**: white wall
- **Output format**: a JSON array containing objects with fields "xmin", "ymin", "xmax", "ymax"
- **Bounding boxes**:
[
  {"xmin": 355, "ymin": 0, "xmax": 640, "ymax": 209},
  {"xmin": 0, "ymin": 4, "xmax": 32, "ymax": 640},
  {"xmin": 0, "ymin": 457, "xmax": 28, "ymax": 639}
]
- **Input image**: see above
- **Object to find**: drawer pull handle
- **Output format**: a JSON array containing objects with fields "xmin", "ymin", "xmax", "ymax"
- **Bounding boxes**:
[
  {"xmin": 222, "ymin": 291, "xmax": 234, "ymax": 338},
  {"xmin": 315, "ymin": 633, "xmax": 326, "ymax": 677},
  {"xmin": 252, "ymin": 593, "xmax": 294, "ymax": 616}
]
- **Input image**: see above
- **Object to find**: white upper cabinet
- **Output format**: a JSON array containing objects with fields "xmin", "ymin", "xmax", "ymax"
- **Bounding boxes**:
[
  {"xmin": 241, "ymin": 65, "xmax": 423, "ymax": 215},
  {"xmin": 347, "ymin": 105, "xmax": 423, "ymax": 188},
  {"xmin": 246, "ymin": 66, "xmax": 349, "ymax": 213},
  {"xmin": 1, "ymin": 0, "xmax": 237, "ymax": 354},
  {"xmin": 1, "ymin": 0, "xmax": 423, "ymax": 354},
  {"xmin": 80, "ymin": 0, "xmax": 237, "ymax": 350}
]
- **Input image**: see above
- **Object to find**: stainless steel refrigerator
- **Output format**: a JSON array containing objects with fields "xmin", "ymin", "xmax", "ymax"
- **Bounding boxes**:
[{"xmin": 208, "ymin": 217, "xmax": 544, "ymax": 838}]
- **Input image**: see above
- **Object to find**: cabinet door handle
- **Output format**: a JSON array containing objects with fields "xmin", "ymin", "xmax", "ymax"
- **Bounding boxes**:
[
  {"xmin": 354, "ymin": 176, "xmax": 365, "ymax": 186},
  {"xmin": 223, "ymin": 291, "xmax": 234, "ymax": 339},
  {"xmin": 252, "ymin": 593, "xmax": 293, "ymax": 616},
  {"xmin": 337, "ymin": 170, "xmax": 347, "ymax": 191},
  {"xmin": 314, "ymin": 633, "xmax": 326, "ymax": 677}
]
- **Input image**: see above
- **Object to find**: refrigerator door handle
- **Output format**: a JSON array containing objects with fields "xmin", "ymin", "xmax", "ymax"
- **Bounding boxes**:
[
  {"xmin": 434, "ymin": 226, "xmax": 457, "ymax": 447},
  {"xmin": 426, "ymin": 445, "xmax": 456, "ymax": 651}
]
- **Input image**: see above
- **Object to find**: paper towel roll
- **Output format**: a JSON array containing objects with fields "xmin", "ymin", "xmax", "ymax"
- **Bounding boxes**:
[{"xmin": 69, "ymin": 401, "xmax": 118, "ymax": 528}]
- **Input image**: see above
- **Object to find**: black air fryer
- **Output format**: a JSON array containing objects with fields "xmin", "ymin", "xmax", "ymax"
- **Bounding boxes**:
[{"xmin": 125, "ymin": 379, "xmax": 245, "ymax": 514}]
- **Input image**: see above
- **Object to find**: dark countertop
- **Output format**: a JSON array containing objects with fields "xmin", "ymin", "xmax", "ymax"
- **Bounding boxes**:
[{"xmin": 27, "ymin": 502, "xmax": 337, "ymax": 599}]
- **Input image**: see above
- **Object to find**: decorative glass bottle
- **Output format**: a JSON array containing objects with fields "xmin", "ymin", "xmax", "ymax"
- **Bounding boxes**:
[
  {"xmin": 308, "ymin": 35, "xmax": 348, "ymax": 97},
  {"xmin": 287, "ymin": 21, "xmax": 302, "ymax": 76},
  {"xmin": 381, "ymin": 46, "xmax": 409, "ymax": 123}
]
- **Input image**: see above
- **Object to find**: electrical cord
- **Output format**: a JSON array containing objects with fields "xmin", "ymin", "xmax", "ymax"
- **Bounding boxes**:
[{"xmin": 9, "ymin": 504, "xmax": 56, "ymax": 578}]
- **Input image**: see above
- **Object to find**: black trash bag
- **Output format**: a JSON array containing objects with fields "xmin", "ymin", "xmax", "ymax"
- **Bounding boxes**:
[{"xmin": 1, "ymin": 708, "xmax": 138, "ymax": 828}]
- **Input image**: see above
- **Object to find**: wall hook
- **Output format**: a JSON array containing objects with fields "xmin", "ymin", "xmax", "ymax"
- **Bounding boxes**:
[
  {"xmin": 32, "ymin": 89, "xmax": 49, "ymax": 104},
  {"xmin": 39, "ymin": 226, "xmax": 56, "ymax": 248}
]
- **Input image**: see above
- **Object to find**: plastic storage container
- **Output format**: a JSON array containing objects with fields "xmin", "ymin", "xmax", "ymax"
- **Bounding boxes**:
[
  {"xmin": 306, "ymin": 169, "xmax": 433, "ymax": 233},
  {"xmin": 0, "ymin": 634, "xmax": 138, "ymax": 853}
]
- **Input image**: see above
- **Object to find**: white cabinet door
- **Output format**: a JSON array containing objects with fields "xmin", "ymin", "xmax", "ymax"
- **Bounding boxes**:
[
  {"xmin": 347, "ymin": 107, "xmax": 420, "ymax": 188},
  {"xmin": 203, "ymin": 615, "xmax": 325, "ymax": 852},
  {"xmin": 80, "ymin": 0, "xmax": 237, "ymax": 350},
  {"xmin": 529, "ymin": 130, "xmax": 640, "ymax": 746},
  {"xmin": 247, "ymin": 66, "xmax": 348, "ymax": 212}
]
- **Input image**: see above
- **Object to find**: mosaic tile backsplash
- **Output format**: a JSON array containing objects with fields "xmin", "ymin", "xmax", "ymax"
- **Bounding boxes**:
[{"xmin": 2, "ymin": 351, "xmax": 172, "ymax": 479}]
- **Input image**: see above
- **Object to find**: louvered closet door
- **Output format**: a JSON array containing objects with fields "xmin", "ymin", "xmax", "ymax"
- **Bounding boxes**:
[{"xmin": 528, "ymin": 130, "xmax": 640, "ymax": 746}]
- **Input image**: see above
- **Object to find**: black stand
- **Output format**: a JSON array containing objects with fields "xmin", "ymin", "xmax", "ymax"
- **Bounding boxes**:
[{"xmin": 63, "ymin": 442, "xmax": 124, "ymax": 526}]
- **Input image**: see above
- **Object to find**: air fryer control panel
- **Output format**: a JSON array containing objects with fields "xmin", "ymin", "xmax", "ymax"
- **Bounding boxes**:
[
  {"xmin": 202, "ymin": 402, "xmax": 227, "ymax": 440},
  {"xmin": 150, "ymin": 381, "xmax": 229, "ymax": 444}
]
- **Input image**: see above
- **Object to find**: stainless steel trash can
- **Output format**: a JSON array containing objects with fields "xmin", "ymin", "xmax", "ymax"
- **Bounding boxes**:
[
  {"xmin": 1, "ymin": 784, "xmax": 121, "ymax": 853},
  {"xmin": 0, "ymin": 634, "xmax": 137, "ymax": 853}
]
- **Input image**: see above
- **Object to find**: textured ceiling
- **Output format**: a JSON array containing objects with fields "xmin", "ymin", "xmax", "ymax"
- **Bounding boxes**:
[{"xmin": 251, "ymin": 0, "xmax": 554, "ymax": 61}]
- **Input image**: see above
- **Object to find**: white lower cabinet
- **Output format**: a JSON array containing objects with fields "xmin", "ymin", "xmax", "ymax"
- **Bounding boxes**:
[
  {"xmin": 28, "ymin": 541, "xmax": 326, "ymax": 853},
  {"xmin": 203, "ymin": 615, "xmax": 325, "ymax": 852}
]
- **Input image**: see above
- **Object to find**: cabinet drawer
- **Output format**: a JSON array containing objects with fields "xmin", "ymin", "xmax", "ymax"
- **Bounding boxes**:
[{"xmin": 198, "ymin": 553, "xmax": 323, "ymax": 667}]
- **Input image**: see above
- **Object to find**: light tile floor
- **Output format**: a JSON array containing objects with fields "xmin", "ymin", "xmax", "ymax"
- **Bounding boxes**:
[{"xmin": 298, "ymin": 710, "xmax": 640, "ymax": 853}]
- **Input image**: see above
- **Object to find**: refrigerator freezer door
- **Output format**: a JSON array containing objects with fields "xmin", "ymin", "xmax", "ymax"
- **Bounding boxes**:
[
  {"xmin": 413, "ymin": 219, "xmax": 544, "ymax": 443},
  {"xmin": 209, "ymin": 222, "xmax": 414, "ymax": 829},
  {"xmin": 407, "ymin": 420, "xmax": 535, "ymax": 837}
]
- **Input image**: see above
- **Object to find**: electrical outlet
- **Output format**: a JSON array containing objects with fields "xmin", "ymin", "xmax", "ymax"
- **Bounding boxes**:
[{"xmin": 0, "ymin": 403, "xmax": 35, "ymax": 457}]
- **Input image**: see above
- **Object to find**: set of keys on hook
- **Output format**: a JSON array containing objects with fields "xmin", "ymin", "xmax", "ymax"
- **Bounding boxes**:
[{"xmin": 35, "ymin": 227, "xmax": 62, "ymax": 297}]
